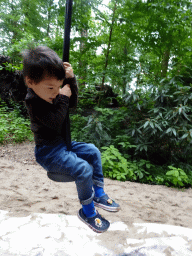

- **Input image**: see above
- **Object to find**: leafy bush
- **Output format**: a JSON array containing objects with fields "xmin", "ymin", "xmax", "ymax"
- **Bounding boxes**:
[
  {"xmin": 74, "ymin": 106, "xmax": 131, "ymax": 149},
  {"xmin": 81, "ymin": 112, "xmax": 112, "ymax": 148},
  {"xmin": 123, "ymin": 77, "xmax": 192, "ymax": 167},
  {"xmin": 77, "ymin": 87, "xmax": 97, "ymax": 109},
  {"xmin": 165, "ymin": 166, "xmax": 189, "ymax": 187},
  {"xmin": 101, "ymin": 145, "xmax": 135, "ymax": 181},
  {"xmin": 101, "ymin": 145, "xmax": 156, "ymax": 183},
  {"xmin": 101, "ymin": 145, "xmax": 192, "ymax": 188},
  {"xmin": 0, "ymin": 62, "xmax": 23, "ymax": 72},
  {"xmin": 0, "ymin": 61, "xmax": 27, "ymax": 116},
  {"xmin": 0, "ymin": 101, "xmax": 33, "ymax": 143},
  {"xmin": 70, "ymin": 113, "xmax": 88, "ymax": 141}
]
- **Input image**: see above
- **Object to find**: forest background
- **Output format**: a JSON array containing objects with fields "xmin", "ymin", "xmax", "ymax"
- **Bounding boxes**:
[{"xmin": 0, "ymin": 0, "xmax": 192, "ymax": 189}]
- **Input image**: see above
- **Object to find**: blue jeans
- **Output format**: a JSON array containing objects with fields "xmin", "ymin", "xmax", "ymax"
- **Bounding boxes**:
[{"xmin": 35, "ymin": 141, "xmax": 104, "ymax": 205}]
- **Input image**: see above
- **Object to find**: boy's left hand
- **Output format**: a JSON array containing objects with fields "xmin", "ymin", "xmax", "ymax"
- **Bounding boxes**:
[{"xmin": 64, "ymin": 62, "xmax": 74, "ymax": 79}]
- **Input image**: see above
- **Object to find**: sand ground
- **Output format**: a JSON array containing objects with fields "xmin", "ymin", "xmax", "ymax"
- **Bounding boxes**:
[{"xmin": 0, "ymin": 142, "xmax": 192, "ymax": 230}]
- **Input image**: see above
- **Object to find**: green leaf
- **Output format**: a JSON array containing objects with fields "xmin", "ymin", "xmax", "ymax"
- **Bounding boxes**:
[
  {"xmin": 155, "ymin": 124, "xmax": 163, "ymax": 131},
  {"xmin": 179, "ymin": 107, "xmax": 182, "ymax": 114},
  {"xmin": 132, "ymin": 129, "xmax": 135, "ymax": 136},
  {"xmin": 98, "ymin": 122, "xmax": 102, "ymax": 130},
  {"xmin": 101, "ymin": 158, "xmax": 106, "ymax": 165},
  {"xmin": 172, "ymin": 129, "xmax": 177, "ymax": 136},
  {"xmin": 144, "ymin": 121, "xmax": 149, "ymax": 128},
  {"xmin": 108, "ymin": 160, "xmax": 114, "ymax": 166},
  {"xmin": 166, "ymin": 170, "xmax": 179, "ymax": 177},
  {"xmin": 150, "ymin": 122, "xmax": 154, "ymax": 129},
  {"xmin": 182, "ymin": 111, "xmax": 190, "ymax": 121},
  {"xmin": 166, "ymin": 128, "xmax": 172, "ymax": 133},
  {"xmin": 101, "ymin": 147, "xmax": 109, "ymax": 150},
  {"xmin": 168, "ymin": 166, "xmax": 176, "ymax": 170},
  {"xmin": 181, "ymin": 133, "xmax": 188, "ymax": 139},
  {"xmin": 137, "ymin": 103, "xmax": 141, "ymax": 110}
]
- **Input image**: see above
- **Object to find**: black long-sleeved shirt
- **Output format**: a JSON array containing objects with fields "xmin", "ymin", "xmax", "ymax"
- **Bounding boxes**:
[{"xmin": 25, "ymin": 77, "xmax": 78, "ymax": 147}]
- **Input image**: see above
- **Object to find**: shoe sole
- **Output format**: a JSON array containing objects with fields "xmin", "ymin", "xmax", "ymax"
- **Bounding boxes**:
[
  {"xmin": 93, "ymin": 201, "xmax": 120, "ymax": 212},
  {"xmin": 77, "ymin": 211, "xmax": 109, "ymax": 233}
]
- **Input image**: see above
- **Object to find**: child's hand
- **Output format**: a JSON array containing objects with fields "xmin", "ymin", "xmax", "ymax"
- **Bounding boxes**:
[
  {"xmin": 60, "ymin": 84, "xmax": 72, "ymax": 98},
  {"xmin": 64, "ymin": 62, "xmax": 74, "ymax": 78}
]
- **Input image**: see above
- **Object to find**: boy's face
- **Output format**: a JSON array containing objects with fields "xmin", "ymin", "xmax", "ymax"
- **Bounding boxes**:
[{"xmin": 26, "ymin": 77, "xmax": 64, "ymax": 103}]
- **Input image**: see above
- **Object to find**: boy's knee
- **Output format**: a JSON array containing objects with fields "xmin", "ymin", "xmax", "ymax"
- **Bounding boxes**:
[
  {"xmin": 74, "ymin": 161, "xmax": 93, "ymax": 180},
  {"xmin": 89, "ymin": 143, "xmax": 101, "ymax": 156}
]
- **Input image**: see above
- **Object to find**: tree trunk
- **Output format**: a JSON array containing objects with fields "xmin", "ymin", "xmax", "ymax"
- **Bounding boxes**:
[
  {"xmin": 122, "ymin": 45, "xmax": 128, "ymax": 95},
  {"xmin": 161, "ymin": 46, "xmax": 171, "ymax": 78},
  {"xmin": 47, "ymin": 0, "xmax": 53, "ymax": 37},
  {"xmin": 10, "ymin": 0, "xmax": 18, "ymax": 42},
  {"xmin": 79, "ymin": 28, "xmax": 88, "ymax": 89},
  {"xmin": 98, "ymin": 0, "xmax": 117, "ymax": 107}
]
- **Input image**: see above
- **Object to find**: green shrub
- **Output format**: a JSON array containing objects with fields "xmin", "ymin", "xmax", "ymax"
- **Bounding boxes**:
[
  {"xmin": 0, "ymin": 101, "xmax": 33, "ymax": 143},
  {"xmin": 101, "ymin": 145, "xmax": 192, "ymax": 188},
  {"xmin": 165, "ymin": 166, "xmax": 190, "ymax": 187},
  {"xmin": 0, "ymin": 62, "xmax": 23, "ymax": 72},
  {"xmin": 123, "ymin": 77, "xmax": 192, "ymax": 166},
  {"xmin": 78, "ymin": 87, "xmax": 97, "ymax": 109},
  {"xmin": 80, "ymin": 111, "xmax": 112, "ymax": 148},
  {"xmin": 101, "ymin": 145, "xmax": 135, "ymax": 181},
  {"xmin": 70, "ymin": 113, "xmax": 88, "ymax": 141},
  {"xmin": 101, "ymin": 145, "xmax": 155, "ymax": 182}
]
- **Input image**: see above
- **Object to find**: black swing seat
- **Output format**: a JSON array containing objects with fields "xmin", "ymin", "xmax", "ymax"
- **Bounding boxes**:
[{"xmin": 47, "ymin": 172, "xmax": 74, "ymax": 182}]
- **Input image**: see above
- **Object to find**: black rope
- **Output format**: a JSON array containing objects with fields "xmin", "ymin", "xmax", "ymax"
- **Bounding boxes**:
[
  {"xmin": 63, "ymin": 0, "xmax": 73, "ymax": 62},
  {"xmin": 63, "ymin": 0, "xmax": 73, "ymax": 151}
]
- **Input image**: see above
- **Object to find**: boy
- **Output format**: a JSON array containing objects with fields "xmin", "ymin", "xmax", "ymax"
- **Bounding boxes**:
[{"xmin": 23, "ymin": 46, "xmax": 120, "ymax": 233}]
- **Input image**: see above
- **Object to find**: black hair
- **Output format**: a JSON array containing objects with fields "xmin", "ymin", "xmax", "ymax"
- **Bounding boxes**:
[{"xmin": 22, "ymin": 46, "xmax": 65, "ymax": 84}]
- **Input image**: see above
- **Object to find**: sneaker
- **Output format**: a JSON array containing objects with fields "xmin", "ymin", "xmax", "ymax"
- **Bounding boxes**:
[
  {"xmin": 93, "ymin": 194, "xmax": 120, "ymax": 212},
  {"xmin": 77, "ymin": 208, "xmax": 110, "ymax": 233}
]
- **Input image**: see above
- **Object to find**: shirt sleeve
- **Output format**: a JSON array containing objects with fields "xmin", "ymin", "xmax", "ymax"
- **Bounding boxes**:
[
  {"xmin": 63, "ymin": 76, "xmax": 78, "ymax": 108},
  {"xmin": 30, "ymin": 94, "xmax": 70, "ymax": 135}
]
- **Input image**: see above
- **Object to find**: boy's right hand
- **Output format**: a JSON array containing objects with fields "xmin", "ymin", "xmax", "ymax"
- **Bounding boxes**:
[{"xmin": 60, "ymin": 84, "xmax": 72, "ymax": 98}]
